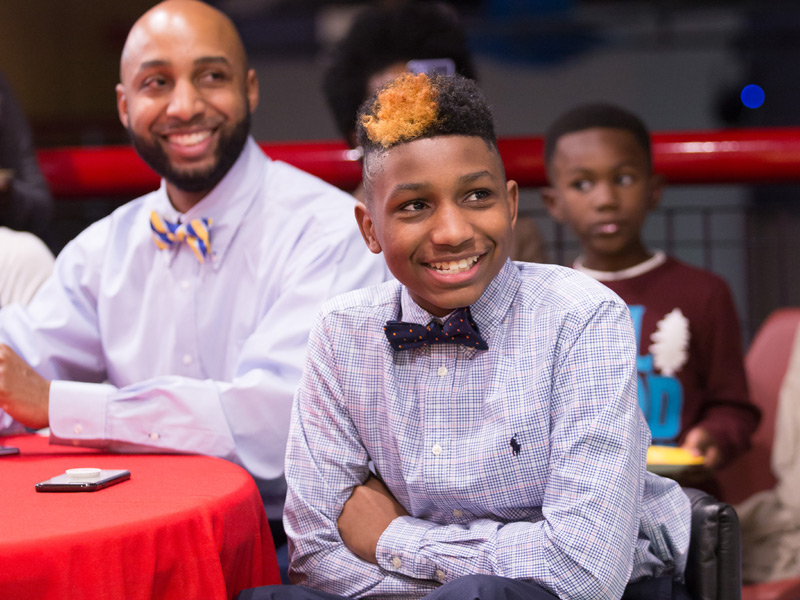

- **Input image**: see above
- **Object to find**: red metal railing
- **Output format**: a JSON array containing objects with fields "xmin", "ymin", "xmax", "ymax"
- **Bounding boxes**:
[{"xmin": 36, "ymin": 127, "xmax": 800, "ymax": 198}]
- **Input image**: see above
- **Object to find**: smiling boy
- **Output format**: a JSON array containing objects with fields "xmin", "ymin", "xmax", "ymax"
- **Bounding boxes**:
[
  {"xmin": 541, "ymin": 104, "xmax": 760, "ymax": 481},
  {"xmin": 240, "ymin": 75, "xmax": 690, "ymax": 600}
]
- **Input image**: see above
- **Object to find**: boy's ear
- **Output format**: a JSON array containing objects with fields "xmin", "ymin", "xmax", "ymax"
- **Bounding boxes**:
[
  {"xmin": 354, "ymin": 202, "xmax": 383, "ymax": 254},
  {"xmin": 540, "ymin": 187, "xmax": 565, "ymax": 223},
  {"xmin": 648, "ymin": 173, "xmax": 666, "ymax": 210},
  {"xmin": 507, "ymin": 179, "xmax": 519, "ymax": 228}
]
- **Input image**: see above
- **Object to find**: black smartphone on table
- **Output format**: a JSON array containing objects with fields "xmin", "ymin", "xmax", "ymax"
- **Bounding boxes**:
[
  {"xmin": 35, "ymin": 469, "xmax": 130, "ymax": 492},
  {"xmin": 0, "ymin": 446, "xmax": 20, "ymax": 456}
]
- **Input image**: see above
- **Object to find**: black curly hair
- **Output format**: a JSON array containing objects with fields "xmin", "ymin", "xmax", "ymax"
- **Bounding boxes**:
[
  {"xmin": 357, "ymin": 72, "xmax": 496, "ymax": 156},
  {"xmin": 322, "ymin": 1, "xmax": 477, "ymax": 147},
  {"xmin": 544, "ymin": 103, "xmax": 652, "ymax": 171}
]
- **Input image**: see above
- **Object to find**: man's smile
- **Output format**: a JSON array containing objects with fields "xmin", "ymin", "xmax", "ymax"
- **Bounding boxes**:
[{"xmin": 166, "ymin": 130, "xmax": 213, "ymax": 147}]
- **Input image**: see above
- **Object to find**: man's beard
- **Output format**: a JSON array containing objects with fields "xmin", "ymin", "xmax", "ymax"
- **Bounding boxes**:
[{"xmin": 129, "ymin": 112, "xmax": 251, "ymax": 194}]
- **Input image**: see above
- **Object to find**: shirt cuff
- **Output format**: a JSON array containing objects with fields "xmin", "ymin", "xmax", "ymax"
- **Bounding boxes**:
[
  {"xmin": 49, "ymin": 380, "xmax": 116, "ymax": 441},
  {"xmin": 376, "ymin": 515, "xmax": 447, "ymax": 583}
]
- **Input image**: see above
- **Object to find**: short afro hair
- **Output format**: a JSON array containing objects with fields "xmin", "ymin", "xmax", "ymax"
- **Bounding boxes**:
[
  {"xmin": 356, "ymin": 72, "xmax": 496, "ymax": 155},
  {"xmin": 544, "ymin": 103, "xmax": 652, "ymax": 169},
  {"xmin": 322, "ymin": 1, "xmax": 477, "ymax": 145}
]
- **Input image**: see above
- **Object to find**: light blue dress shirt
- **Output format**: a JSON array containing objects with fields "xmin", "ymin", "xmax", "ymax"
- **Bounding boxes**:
[
  {"xmin": 0, "ymin": 138, "xmax": 390, "ymax": 517},
  {"xmin": 284, "ymin": 260, "xmax": 690, "ymax": 598}
]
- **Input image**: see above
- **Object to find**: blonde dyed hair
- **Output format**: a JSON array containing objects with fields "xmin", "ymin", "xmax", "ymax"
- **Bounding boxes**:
[
  {"xmin": 360, "ymin": 73, "xmax": 439, "ymax": 148},
  {"xmin": 356, "ymin": 71, "xmax": 496, "ymax": 158}
]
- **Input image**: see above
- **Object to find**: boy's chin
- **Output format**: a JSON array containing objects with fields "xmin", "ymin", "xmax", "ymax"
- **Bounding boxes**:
[{"xmin": 417, "ymin": 289, "xmax": 486, "ymax": 316}]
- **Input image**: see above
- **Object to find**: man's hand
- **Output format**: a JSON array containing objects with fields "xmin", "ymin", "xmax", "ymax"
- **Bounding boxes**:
[
  {"xmin": 0, "ymin": 344, "xmax": 50, "ymax": 428},
  {"xmin": 681, "ymin": 426, "xmax": 723, "ymax": 470},
  {"xmin": 337, "ymin": 475, "xmax": 409, "ymax": 564}
]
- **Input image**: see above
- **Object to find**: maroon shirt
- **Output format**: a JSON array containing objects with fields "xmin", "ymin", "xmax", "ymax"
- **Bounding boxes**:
[{"xmin": 578, "ymin": 254, "xmax": 760, "ymax": 465}]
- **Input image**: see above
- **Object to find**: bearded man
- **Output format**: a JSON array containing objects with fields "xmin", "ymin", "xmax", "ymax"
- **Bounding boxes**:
[{"xmin": 0, "ymin": 0, "xmax": 388, "ymax": 538}]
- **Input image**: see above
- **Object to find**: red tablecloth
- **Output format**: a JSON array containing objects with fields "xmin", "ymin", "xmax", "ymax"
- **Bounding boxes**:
[{"xmin": 0, "ymin": 434, "xmax": 280, "ymax": 599}]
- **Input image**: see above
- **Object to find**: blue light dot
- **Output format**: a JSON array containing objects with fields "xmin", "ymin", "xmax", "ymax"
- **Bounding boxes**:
[{"xmin": 741, "ymin": 84, "xmax": 765, "ymax": 109}]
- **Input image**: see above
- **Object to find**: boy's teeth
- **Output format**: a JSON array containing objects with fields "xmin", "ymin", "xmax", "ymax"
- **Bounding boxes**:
[{"xmin": 430, "ymin": 256, "xmax": 478, "ymax": 273}]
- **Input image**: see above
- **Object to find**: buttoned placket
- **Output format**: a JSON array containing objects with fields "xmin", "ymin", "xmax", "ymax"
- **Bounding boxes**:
[
  {"xmin": 412, "ymin": 343, "xmax": 465, "ymax": 583},
  {"xmin": 421, "ymin": 343, "xmax": 458, "ymax": 501},
  {"xmin": 168, "ymin": 248, "xmax": 204, "ymax": 378}
]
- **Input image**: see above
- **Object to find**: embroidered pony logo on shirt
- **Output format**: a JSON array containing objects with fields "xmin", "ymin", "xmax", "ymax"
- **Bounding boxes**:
[{"xmin": 510, "ymin": 434, "xmax": 521, "ymax": 456}]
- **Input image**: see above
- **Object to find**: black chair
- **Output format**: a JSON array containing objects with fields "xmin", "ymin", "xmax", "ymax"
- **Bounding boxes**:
[{"xmin": 683, "ymin": 487, "xmax": 741, "ymax": 600}]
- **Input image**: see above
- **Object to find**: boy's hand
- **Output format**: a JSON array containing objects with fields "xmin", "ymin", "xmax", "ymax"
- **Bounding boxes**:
[
  {"xmin": 0, "ymin": 344, "xmax": 50, "ymax": 429},
  {"xmin": 338, "ymin": 475, "xmax": 409, "ymax": 564},
  {"xmin": 681, "ymin": 426, "xmax": 723, "ymax": 470}
]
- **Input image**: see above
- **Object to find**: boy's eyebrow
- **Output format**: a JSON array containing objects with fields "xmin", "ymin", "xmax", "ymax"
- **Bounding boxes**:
[
  {"xmin": 391, "ymin": 182, "xmax": 428, "ymax": 194},
  {"xmin": 458, "ymin": 170, "xmax": 494, "ymax": 183},
  {"xmin": 389, "ymin": 170, "xmax": 497, "ymax": 196},
  {"xmin": 391, "ymin": 170, "xmax": 495, "ymax": 193},
  {"xmin": 564, "ymin": 159, "xmax": 642, "ymax": 175}
]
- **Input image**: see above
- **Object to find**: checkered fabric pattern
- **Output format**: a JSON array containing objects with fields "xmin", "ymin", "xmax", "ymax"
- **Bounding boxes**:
[{"xmin": 284, "ymin": 260, "xmax": 690, "ymax": 600}]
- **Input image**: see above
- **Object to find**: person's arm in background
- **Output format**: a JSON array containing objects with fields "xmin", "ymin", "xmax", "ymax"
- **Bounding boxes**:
[
  {"xmin": 289, "ymin": 300, "xmax": 685, "ymax": 600},
  {"xmin": 0, "ymin": 229, "xmax": 54, "ymax": 307},
  {"xmin": 681, "ymin": 277, "xmax": 761, "ymax": 469},
  {"xmin": 0, "ymin": 73, "xmax": 53, "ymax": 241}
]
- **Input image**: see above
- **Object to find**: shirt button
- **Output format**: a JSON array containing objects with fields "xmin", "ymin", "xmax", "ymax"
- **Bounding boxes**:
[
  {"xmin": 432, "ymin": 443, "xmax": 442, "ymax": 456},
  {"xmin": 73, "ymin": 423, "xmax": 83, "ymax": 434},
  {"xmin": 149, "ymin": 432, "xmax": 160, "ymax": 441},
  {"xmin": 183, "ymin": 354, "xmax": 193, "ymax": 365},
  {"xmin": 181, "ymin": 280, "xmax": 190, "ymax": 290},
  {"xmin": 392, "ymin": 556, "xmax": 402, "ymax": 569},
  {"xmin": 452, "ymin": 509, "xmax": 463, "ymax": 518},
  {"xmin": 437, "ymin": 366, "xmax": 448, "ymax": 376},
  {"xmin": 435, "ymin": 569, "xmax": 446, "ymax": 582}
]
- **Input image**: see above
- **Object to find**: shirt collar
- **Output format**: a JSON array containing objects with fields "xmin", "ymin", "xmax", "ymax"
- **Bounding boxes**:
[
  {"xmin": 398, "ymin": 259, "xmax": 520, "ymax": 344},
  {"xmin": 150, "ymin": 137, "xmax": 266, "ymax": 269},
  {"xmin": 574, "ymin": 250, "xmax": 666, "ymax": 282}
]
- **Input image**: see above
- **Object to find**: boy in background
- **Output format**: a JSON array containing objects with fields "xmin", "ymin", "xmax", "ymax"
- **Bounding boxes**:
[
  {"xmin": 240, "ymin": 74, "xmax": 690, "ymax": 600},
  {"xmin": 321, "ymin": 1, "xmax": 545, "ymax": 263},
  {"xmin": 542, "ymin": 103, "xmax": 760, "ymax": 480}
]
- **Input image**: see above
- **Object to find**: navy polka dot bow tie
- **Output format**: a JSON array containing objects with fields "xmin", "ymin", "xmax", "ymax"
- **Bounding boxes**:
[{"xmin": 384, "ymin": 306, "xmax": 488, "ymax": 351}]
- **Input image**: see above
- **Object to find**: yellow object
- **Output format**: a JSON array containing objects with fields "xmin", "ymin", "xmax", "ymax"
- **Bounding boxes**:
[{"xmin": 647, "ymin": 445, "xmax": 705, "ymax": 466}]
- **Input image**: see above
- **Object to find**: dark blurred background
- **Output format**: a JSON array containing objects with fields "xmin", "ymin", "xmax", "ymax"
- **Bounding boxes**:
[{"xmin": 2, "ymin": 0, "xmax": 799, "ymax": 340}]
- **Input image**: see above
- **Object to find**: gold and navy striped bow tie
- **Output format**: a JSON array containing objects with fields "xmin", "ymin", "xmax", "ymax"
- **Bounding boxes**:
[{"xmin": 150, "ymin": 211, "xmax": 212, "ymax": 263}]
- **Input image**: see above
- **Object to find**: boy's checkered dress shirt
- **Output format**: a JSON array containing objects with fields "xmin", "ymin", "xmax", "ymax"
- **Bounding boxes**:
[{"xmin": 284, "ymin": 260, "xmax": 690, "ymax": 600}]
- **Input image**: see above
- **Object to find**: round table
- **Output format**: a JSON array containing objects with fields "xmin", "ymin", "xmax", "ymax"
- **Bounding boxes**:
[{"xmin": 0, "ymin": 433, "xmax": 279, "ymax": 599}]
